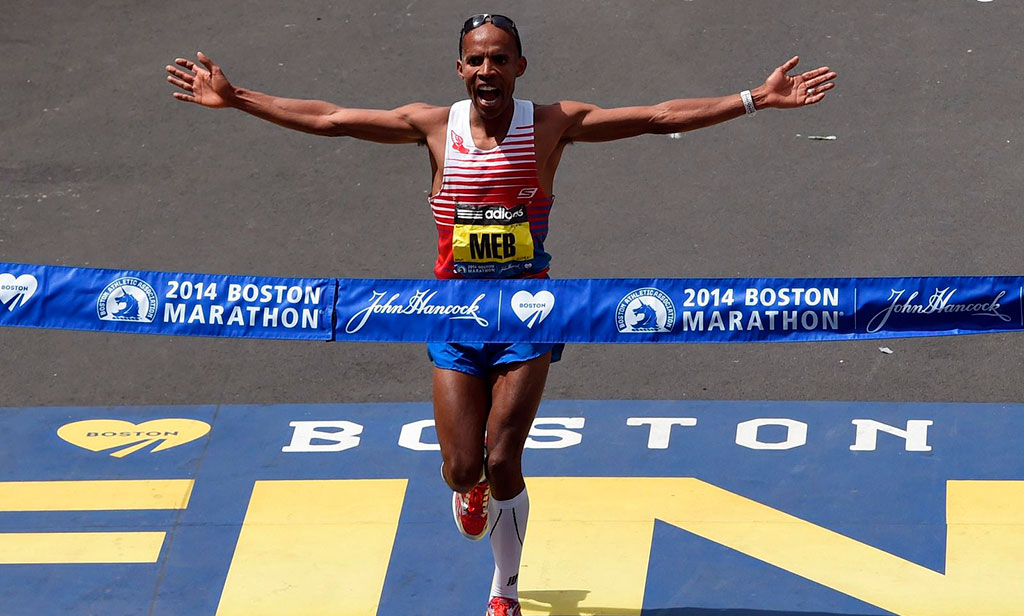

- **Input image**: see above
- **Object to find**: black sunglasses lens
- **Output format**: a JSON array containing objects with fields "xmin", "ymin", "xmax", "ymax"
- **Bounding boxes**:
[
  {"xmin": 463, "ymin": 14, "xmax": 487, "ymax": 34},
  {"xmin": 489, "ymin": 15, "xmax": 517, "ymax": 32},
  {"xmin": 463, "ymin": 14, "xmax": 517, "ymax": 34}
]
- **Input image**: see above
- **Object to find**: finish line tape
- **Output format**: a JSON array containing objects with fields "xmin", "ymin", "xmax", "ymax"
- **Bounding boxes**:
[{"xmin": 2, "ymin": 262, "xmax": 1022, "ymax": 343}]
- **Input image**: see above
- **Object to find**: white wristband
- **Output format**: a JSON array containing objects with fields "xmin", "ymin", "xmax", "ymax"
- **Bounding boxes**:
[{"xmin": 740, "ymin": 90, "xmax": 757, "ymax": 115}]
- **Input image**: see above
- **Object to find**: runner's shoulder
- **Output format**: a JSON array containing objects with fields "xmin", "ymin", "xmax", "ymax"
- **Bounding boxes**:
[
  {"xmin": 535, "ymin": 101, "xmax": 599, "ymax": 140},
  {"xmin": 393, "ymin": 103, "xmax": 449, "ymax": 130}
]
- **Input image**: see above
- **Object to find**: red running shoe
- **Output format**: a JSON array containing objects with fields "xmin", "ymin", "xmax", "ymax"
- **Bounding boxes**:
[
  {"xmin": 486, "ymin": 596, "xmax": 522, "ymax": 616},
  {"xmin": 452, "ymin": 479, "xmax": 490, "ymax": 540}
]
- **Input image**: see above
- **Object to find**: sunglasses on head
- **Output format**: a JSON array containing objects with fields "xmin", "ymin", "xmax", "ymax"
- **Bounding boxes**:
[{"xmin": 459, "ymin": 14, "xmax": 522, "ymax": 57}]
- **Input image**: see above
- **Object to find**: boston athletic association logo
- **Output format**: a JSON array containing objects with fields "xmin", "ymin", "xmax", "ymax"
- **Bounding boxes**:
[
  {"xmin": 616, "ymin": 287, "xmax": 676, "ymax": 333},
  {"xmin": 97, "ymin": 277, "xmax": 158, "ymax": 323}
]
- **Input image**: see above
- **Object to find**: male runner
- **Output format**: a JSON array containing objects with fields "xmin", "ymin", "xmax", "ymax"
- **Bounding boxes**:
[{"xmin": 166, "ymin": 14, "xmax": 835, "ymax": 616}]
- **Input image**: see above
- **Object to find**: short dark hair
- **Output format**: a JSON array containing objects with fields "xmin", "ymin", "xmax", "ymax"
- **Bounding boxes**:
[{"xmin": 459, "ymin": 14, "xmax": 522, "ymax": 57}]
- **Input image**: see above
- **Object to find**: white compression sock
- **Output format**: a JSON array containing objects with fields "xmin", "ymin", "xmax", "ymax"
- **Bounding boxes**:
[{"xmin": 489, "ymin": 487, "xmax": 530, "ymax": 600}]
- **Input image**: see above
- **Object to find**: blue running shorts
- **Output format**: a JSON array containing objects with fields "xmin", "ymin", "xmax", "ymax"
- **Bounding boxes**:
[{"xmin": 427, "ymin": 342, "xmax": 564, "ymax": 378}]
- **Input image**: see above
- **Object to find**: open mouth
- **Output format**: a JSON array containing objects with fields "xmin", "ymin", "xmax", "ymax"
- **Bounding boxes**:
[{"xmin": 477, "ymin": 85, "xmax": 501, "ymax": 104}]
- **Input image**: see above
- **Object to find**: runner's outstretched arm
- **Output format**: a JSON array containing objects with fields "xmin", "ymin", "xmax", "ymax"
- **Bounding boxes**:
[
  {"xmin": 560, "ymin": 56, "xmax": 837, "ymax": 142},
  {"xmin": 165, "ymin": 51, "xmax": 439, "ymax": 144}
]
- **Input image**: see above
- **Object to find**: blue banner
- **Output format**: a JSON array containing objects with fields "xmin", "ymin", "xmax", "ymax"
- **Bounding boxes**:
[
  {"xmin": 0, "ymin": 263, "xmax": 334, "ymax": 340},
  {"xmin": 334, "ymin": 276, "xmax": 1023, "ymax": 343},
  {"xmin": 2, "ymin": 262, "xmax": 1022, "ymax": 343}
]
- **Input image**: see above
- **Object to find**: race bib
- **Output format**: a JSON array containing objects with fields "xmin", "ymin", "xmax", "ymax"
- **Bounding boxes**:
[{"xmin": 452, "ymin": 205, "xmax": 535, "ymax": 264}]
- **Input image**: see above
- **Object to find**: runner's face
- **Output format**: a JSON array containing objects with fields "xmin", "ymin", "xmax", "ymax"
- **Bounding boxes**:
[{"xmin": 457, "ymin": 24, "xmax": 527, "ymax": 120}]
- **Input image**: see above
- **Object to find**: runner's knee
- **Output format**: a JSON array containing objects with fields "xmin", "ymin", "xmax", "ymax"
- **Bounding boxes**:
[{"xmin": 444, "ymin": 452, "xmax": 486, "ymax": 493}]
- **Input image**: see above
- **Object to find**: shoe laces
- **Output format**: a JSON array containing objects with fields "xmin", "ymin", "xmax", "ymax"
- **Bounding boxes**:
[{"xmin": 466, "ymin": 481, "xmax": 489, "ymax": 516}]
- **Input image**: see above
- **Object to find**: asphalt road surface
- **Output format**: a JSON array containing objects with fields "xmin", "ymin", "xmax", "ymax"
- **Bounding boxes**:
[{"xmin": 3, "ymin": 0, "xmax": 1022, "ymax": 406}]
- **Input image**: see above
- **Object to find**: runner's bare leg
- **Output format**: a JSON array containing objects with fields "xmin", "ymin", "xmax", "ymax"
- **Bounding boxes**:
[
  {"xmin": 485, "ymin": 353, "xmax": 551, "ymax": 499},
  {"xmin": 434, "ymin": 368, "xmax": 490, "ymax": 492}
]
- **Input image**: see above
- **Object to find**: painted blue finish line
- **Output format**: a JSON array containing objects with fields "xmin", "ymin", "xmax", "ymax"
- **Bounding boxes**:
[
  {"xmin": 1, "ymin": 400, "xmax": 1023, "ymax": 615},
  {"xmin": 2, "ymin": 261, "xmax": 1023, "ymax": 342}
]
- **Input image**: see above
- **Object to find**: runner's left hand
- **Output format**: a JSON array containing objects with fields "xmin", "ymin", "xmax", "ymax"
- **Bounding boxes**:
[{"xmin": 762, "ymin": 56, "xmax": 837, "ymax": 108}]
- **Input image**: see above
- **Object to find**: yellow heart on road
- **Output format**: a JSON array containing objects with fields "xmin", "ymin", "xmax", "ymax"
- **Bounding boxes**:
[{"xmin": 57, "ymin": 419, "xmax": 211, "ymax": 458}]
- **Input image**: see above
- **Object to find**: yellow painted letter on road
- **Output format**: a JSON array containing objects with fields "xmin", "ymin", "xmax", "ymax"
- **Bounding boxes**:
[
  {"xmin": 521, "ymin": 478, "xmax": 1024, "ymax": 616},
  {"xmin": 0, "ymin": 532, "xmax": 165, "ymax": 564},
  {"xmin": 0, "ymin": 479, "xmax": 192, "ymax": 565},
  {"xmin": 0, "ymin": 479, "xmax": 194, "ymax": 511},
  {"xmin": 520, "ymin": 478, "xmax": 662, "ymax": 616},
  {"xmin": 216, "ymin": 479, "xmax": 407, "ymax": 616}
]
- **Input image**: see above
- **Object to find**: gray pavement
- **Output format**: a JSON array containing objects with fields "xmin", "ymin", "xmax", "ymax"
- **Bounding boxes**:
[{"xmin": 2, "ymin": 0, "xmax": 1022, "ymax": 406}]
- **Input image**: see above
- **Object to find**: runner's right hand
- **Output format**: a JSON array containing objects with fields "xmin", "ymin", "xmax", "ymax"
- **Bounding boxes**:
[{"xmin": 165, "ymin": 51, "xmax": 235, "ymax": 108}]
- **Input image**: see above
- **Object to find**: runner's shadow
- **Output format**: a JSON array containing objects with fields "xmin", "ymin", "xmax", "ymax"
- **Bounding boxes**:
[
  {"xmin": 519, "ymin": 592, "xmax": 873, "ymax": 616},
  {"xmin": 519, "ymin": 590, "xmax": 614, "ymax": 615}
]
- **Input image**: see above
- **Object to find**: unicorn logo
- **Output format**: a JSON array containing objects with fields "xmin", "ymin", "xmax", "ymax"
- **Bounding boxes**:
[
  {"xmin": 631, "ymin": 301, "xmax": 659, "ymax": 330},
  {"xmin": 616, "ymin": 287, "xmax": 675, "ymax": 334},
  {"xmin": 97, "ymin": 277, "xmax": 158, "ymax": 323},
  {"xmin": 112, "ymin": 289, "xmax": 140, "ymax": 319}
]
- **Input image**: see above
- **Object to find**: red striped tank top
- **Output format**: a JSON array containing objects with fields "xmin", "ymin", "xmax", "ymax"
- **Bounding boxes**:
[{"xmin": 428, "ymin": 99, "xmax": 554, "ymax": 279}]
